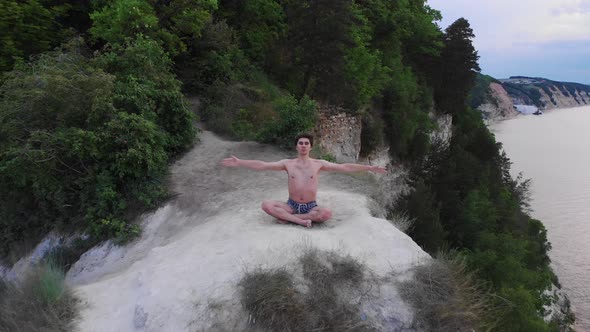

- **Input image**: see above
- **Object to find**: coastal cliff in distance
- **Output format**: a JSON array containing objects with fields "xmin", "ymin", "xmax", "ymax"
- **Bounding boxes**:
[
  {"xmin": 501, "ymin": 76, "xmax": 590, "ymax": 110},
  {"xmin": 470, "ymin": 74, "xmax": 590, "ymax": 121},
  {"xmin": 469, "ymin": 74, "xmax": 519, "ymax": 122}
]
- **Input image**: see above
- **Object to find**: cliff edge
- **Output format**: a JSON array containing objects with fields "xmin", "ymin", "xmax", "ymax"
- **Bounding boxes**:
[{"xmin": 65, "ymin": 131, "xmax": 430, "ymax": 331}]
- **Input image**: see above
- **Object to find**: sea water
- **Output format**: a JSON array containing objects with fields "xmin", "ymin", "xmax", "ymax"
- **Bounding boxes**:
[{"xmin": 491, "ymin": 105, "xmax": 590, "ymax": 329}]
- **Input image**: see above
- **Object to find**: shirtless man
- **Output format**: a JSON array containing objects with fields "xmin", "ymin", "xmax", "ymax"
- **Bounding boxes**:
[{"xmin": 221, "ymin": 134, "xmax": 386, "ymax": 228}]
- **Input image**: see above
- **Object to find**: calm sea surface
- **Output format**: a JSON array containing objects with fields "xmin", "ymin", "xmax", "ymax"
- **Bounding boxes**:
[{"xmin": 491, "ymin": 106, "xmax": 590, "ymax": 329}]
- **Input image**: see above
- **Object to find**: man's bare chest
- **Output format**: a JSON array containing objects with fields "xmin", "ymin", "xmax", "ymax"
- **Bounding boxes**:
[{"xmin": 286, "ymin": 164, "xmax": 320, "ymax": 180}]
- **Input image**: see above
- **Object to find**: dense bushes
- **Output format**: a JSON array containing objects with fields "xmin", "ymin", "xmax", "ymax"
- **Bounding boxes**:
[
  {"xmin": 0, "ymin": 0, "xmax": 65, "ymax": 72},
  {"xmin": 201, "ymin": 79, "xmax": 317, "ymax": 148},
  {"xmin": 0, "ymin": 37, "xmax": 195, "ymax": 257}
]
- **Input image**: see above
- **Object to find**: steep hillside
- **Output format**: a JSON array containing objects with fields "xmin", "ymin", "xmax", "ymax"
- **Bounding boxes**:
[
  {"xmin": 501, "ymin": 76, "xmax": 590, "ymax": 110},
  {"xmin": 469, "ymin": 74, "xmax": 519, "ymax": 122},
  {"xmin": 471, "ymin": 74, "xmax": 590, "ymax": 120}
]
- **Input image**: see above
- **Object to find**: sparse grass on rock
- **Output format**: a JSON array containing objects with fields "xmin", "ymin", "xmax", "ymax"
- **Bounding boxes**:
[
  {"xmin": 387, "ymin": 211, "xmax": 415, "ymax": 234},
  {"xmin": 400, "ymin": 252, "xmax": 497, "ymax": 332},
  {"xmin": 238, "ymin": 248, "xmax": 376, "ymax": 332},
  {"xmin": 0, "ymin": 260, "xmax": 80, "ymax": 332}
]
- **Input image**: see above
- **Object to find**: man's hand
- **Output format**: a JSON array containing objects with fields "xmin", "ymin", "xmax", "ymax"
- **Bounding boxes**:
[
  {"xmin": 221, "ymin": 155, "xmax": 240, "ymax": 167},
  {"xmin": 370, "ymin": 165, "xmax": 387, "ymax": 174}
]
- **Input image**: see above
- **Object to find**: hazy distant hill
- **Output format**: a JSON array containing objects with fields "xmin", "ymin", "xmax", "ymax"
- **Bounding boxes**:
[
  {"xmin": 501, "ymin": 76, "xmax": 590, "ymax": 109},
  {"xmin": 470, "ymin": 74, "xmax": 590, "ymax": 121}
]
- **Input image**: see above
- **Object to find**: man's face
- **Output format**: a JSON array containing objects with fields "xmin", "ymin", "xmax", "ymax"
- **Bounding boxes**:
[{"xmin": 296, "ymin": 138, "xmax": 311, "ymax": 155}]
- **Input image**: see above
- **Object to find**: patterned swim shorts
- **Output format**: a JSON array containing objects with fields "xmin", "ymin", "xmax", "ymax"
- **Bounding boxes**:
[{"xmin": 287, "ymin": 199, "xmax": 318, "ymax": 214}]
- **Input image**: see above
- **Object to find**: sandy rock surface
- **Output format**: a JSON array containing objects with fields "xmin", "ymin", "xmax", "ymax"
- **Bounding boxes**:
[{"xmin": 67, "ymin": 130, "xmax": 429, "ymax": 331}]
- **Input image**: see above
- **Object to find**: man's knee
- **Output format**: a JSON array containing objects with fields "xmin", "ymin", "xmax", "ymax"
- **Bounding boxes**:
[
  {"xmin": 318, "ymin": 208, "xmax": 332, "ymax": 222},
  {"xmin": 261, "ymin": 201, "xmax": 273, "ymax": 213}
]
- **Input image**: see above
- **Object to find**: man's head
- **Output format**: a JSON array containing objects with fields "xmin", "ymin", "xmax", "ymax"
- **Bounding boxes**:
[
  {"xmin": 294, "ymin": 133, "xmax": 313, "ymax": 156},
  {"xmin": 294, "ymin": 133, "xmax": 313, "ymax": 148}
]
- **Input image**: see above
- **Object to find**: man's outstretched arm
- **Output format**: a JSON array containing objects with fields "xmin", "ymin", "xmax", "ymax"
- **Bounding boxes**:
[
  {"xmin": 320, "ymin": 160, "xmax": 386, "ymax": 173},
  {"xmin": 221, "ymin": 155, "xmax": 286, "ymax": 171}
]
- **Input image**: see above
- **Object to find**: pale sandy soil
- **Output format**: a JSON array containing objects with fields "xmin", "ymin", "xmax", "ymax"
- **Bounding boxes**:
[{"xmin": 66, "ymin": 130, "xmax": 430, "ymax": 331}]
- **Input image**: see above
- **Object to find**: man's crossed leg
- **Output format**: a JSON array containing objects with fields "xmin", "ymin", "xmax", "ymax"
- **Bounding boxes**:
[{"xmin": 261, "ymin": 200, "xmax": 332, "ymax": 228}]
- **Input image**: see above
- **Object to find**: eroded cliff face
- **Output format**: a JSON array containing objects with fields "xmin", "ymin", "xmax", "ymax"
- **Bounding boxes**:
[
  {"xmin": 501, "ymin": 77, "xmax": 590, "ymax": 111},
  {"xmin": 536, "ymin": 85, "xmax": 590, "ymax": 110},
  {"xmin": 314, "ymin": 105, "xmax": 362, "ymax": 163},
  {"xmin": 477, "ymin": 82, "xmax": 519, "ymax": 122}
]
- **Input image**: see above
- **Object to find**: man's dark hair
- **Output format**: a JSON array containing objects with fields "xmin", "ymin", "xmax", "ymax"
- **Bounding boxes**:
[{"xmin": 294, "ymin": 133, "xmax": 314, "ymax": 147}]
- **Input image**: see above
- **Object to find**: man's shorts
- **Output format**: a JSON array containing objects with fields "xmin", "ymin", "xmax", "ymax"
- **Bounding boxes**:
[{"xmin": 287, "ymin": 199, "xmax": 318, "ymax": 214}]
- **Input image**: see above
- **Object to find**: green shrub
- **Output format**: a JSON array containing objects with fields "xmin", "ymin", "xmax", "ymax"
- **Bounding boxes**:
[
  {"xmin": 0, "ymin": 42, "xmax": 117, "ymax": 256},
  {"xmin": 0, "ymin": 37, "xmax": 195, "ymax": 258},
  {"xmin": 90, "ymin": 0, "xmax": 162, "ymax": 47},
  {"xmin": 94, "ymin": 35, "xmax": 197, "ymax": 154},
  {"xmin": 258, "ymin": 95, "xmax": 317, "ymax": 148},
  {"xmin": 178, "ymin": 20, "xmax": 250, "ymax": 92},
  {"xmin": 200, "ymin": 75, "xmax": 308, "ymax": 144},
  {"xmin": 311, "ymin": 146, "xmax": 336, "ymax": 162},
  {"xmin": 0, "ymin": 0, "xmax": 63, "ymax": 72},
  {"xmin": 200, "ymin": 82, "xmax": 264, "ymax": 139}
]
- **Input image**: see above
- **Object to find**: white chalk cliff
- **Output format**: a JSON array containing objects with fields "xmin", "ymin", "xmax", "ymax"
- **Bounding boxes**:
[
  {"xmin": 65, "ymin": 130, "xmax": 430, "ymax": 331},
  {"xmin": 477, "ymin": 82, "xmax": 519, "ymax": 123}
]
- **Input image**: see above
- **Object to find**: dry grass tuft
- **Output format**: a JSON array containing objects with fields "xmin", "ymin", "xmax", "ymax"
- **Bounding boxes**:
[
  {"xmin": 387, "ymin": 211, "xmax": 415, "ymax": 234},
  {"xmin": 238, "ymin": 248, "xmax": 375, "ymax": 332},
  {"xmin": 239, "ymin": 267, "xmax": 306, "ymax": 331},
  {"xmin": 400, "ymin": 252, "xmax": 496, "ymax": 332},
  {"xmin": 0, "ymin": 260, "xmax": 80, "ymax": 332}
]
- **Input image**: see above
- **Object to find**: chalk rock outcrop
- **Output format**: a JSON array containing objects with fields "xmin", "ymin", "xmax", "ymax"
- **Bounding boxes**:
[{"xmin": 66, "ymin": 131, "xmax": 429, "ymax": 331}]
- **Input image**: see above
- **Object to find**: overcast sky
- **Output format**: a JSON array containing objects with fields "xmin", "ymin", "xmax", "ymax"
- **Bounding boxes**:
[{"xmin": 428, "ymin": 0, "xmax": 590, "ymax": 84}]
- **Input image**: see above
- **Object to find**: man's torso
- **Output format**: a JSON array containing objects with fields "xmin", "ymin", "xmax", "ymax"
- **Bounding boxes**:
[{"xmin": 284, "ymin": 158, "xmax": 322, "ymax": 203}]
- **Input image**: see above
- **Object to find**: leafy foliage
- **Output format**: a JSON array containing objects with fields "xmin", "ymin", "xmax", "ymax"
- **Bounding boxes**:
[
  {"xmin": 434, "ymin": 18, "xmax": 480, "ymax": 115},
  {"xmin": 0, "ymin": 0, "xmax": 61, "ymax": 72},
  {"xmin": 0, "ymin": 38, "xmax": 195, "ymax": 256},
  {"xmin": 258, "ymin": 95, "xmax": 317, "ymax": 148}
]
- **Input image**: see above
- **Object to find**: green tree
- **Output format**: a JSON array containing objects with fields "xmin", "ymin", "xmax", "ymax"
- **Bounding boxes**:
[
  {"xmin": 281, "ymin": 0, "xmax": 356, "ymax": 104},
  {"xmin": 0, "ymin": 0, "xmax": 59, "ymax": 72},
  {"xmin": 90, "ymin": 0, "xmax": 161, "ymax": 46},
  {"xmin": 435, "ymin": 18, "xmax": 480, "ymax": 114},
  {"xmin": 148, "ymin": 0, "xmax": 218, "ymax": 55},
  {"xmin": 399, "ymin": 181, "xmax": 446, "ymax": 253},
  {"xmin": 94, "ymin": 35, "xmax": 196, "ymax": 153},
  {"xmin": 177, "ymin": 19, "xmax": 249, "ymax": 92},
  {"xmin": 258, "ymin": 95, "xmax": 317, "ymax": 148},
  {"xmin": 0, "ymin": 42, "xmax": 117, "ymax": 253},
  {"xmin": 218, "ymin": 0, "xmax": 286, "ymax": 67}
]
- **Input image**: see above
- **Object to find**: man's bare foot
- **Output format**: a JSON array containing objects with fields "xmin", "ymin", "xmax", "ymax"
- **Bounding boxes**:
[{"xmin": 276, "ymin": 219, "xmax": 311, "ymax": 228}]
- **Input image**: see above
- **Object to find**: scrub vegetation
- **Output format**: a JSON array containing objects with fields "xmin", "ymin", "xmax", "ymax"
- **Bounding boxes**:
[
  {"xmin": 0, "ymin": 260, "xmax": 80, "ymax": 332},
  {"xmin": 238, "ymin": 248, "xmax": 374, "ymax": 332}
]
